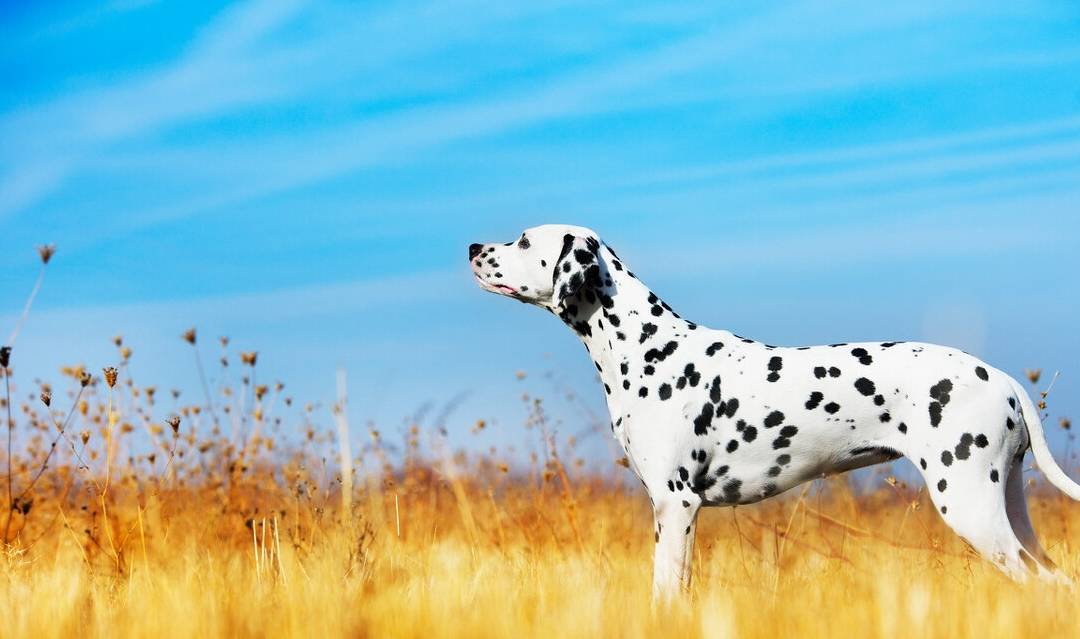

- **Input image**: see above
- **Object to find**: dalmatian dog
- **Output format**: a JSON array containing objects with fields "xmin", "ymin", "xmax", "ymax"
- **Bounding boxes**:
[{"xmin": 468, "ymin": 224, "xmax": 1078, "ymax": 597}]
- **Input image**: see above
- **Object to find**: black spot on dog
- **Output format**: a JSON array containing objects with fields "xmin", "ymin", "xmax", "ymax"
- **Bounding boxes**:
[
  {"xmin": 644, "ymin": 341, "xmax": 678, "ymax": 363},
  {"xmin": 779, "ymin": 425, "xmax": 798, "ymax": 438},
  {"xmin": 678, "ymin": 467, "xmax": 689, "ymax": 482},
  {"xmin": 814, "ymin": 366, "xmax": 827, "ymax": 379},
  {"xmin": 937, "ymin": 479, "xmax": 947, "ymax": 492},
  {"xmin": 929, "ymin": 379, "xmax": 953, "ymax": 405},
  {"xmin": 975, "ymin": 366, "xmax": 989, "ymax": 381},
  {"xmin": 824, "ymin": 402, "xmax": 840, "ymax": 414},
  {"xmin": 722, "ymin": 479, "xmax": 742, "ymax": 503},
  {"xmin": 850, "ymin": 347, "xmax": 873, "ymax": 365},
  {"xmin": 709, "ymin": 376, "xmax": 722, "ymax": 403},
  {"xmin": 873, "ymin": 394, "xmax": 885, "ymax": 406},
  {"xmin": 854, "ymin": 377, "xmax": 876, "ymax": 396},
  {"xmin": 742, "ymin": 426, "xmax": 757, "ymax": 443},
  {"xmin": 706, "ymin": 342, "xmax": 725, "ymax": 356},
  {"xmin": 897, "ymin": 422, "xmax": 908, "ymax": 434},
  {"xmin": 919, "ymin": 458, "xmax": 927, "ymax": 470},
  {"xmin": 693, "ymin": 403, "xmax": 714, "ymax": 436},
  {"xmin": 772, "ymin": 436, "xmax": 791, "ymax": 449},
  {"xmin": 764, "ymin": 411, "xmax": 784, "ymax": 428},
  {"xmin": 879, "ymin": 412, "xmax": 891, "ymax": 423},
  {"xmin": 720, "ymin": 398, "xmax": 739, "ymax": 419},
  {"xmin": 639, "ymin": 323, "xmax": 658, "ymax": 344},
  {"xmin": 638, "ymin": 387, "xmax": 648, "ymax": 398},
  {"xmin": 941, "ymin": 451, "xmax": 953, "ymax": 466},
  {"xmin": 929, "ymin": 402, "xmax": 943, "ymax": 427},
  {"xmin": 955, "ymin": 433, "xmax": 975, "ymax": 460},
  {"xmin": 990, "ymin": 469, "xmax": 999, "ymax": 483},
  {"xmin": 974, "ymin": 434, "xmax": 989, "ymax": 448},
  {"xmin": 768, "ymin": 466, "xmax": 781, "ymax": 477},
  {"xmin": 1006, "ymin": 416, "xmax": 1015, "ymax": 430},
  {"xmin": 829, "ymin": 367, "xmax": 841, "ymax": 377},
  {"xmin": 658, "ymin": 383, "xmax": 672, "ymax": 400},
  {"xmin": 726, "ymin": 440, "xmax": 739, "ymax": 453},
  {"xmin": 767, "ymin": 356, "xmax": 783, "ymax": 382},
  {"xmin": 1008, "ymin": 397, "xmax": 1016, "ymax": 409},
  {"xmin": 805, "ymin": 392, "xmax": 824, "ymax": 410}
]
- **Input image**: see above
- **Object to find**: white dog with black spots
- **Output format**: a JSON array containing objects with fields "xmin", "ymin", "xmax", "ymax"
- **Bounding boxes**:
[{"xmin": 469, "ymin": 224, "xmax": 1077, "ymax": 597}]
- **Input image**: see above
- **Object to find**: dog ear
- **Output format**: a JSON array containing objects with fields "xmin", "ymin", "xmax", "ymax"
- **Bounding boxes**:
[{"xmin": 552, "ymin": 233, "xmax": 602, "ymax": 306}]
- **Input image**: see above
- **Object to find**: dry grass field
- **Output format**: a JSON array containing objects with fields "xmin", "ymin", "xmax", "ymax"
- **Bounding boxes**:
[{"xmin": 1, "ymin": 251, "xmax": 1077, "ymax": 639}]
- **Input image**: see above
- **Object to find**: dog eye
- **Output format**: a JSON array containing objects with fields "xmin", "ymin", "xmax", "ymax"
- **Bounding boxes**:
[{"xmin": 517, "ymin": 235, "xmax": 531, "ymax": 249}]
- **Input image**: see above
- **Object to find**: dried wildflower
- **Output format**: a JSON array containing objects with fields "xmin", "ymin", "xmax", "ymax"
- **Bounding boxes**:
[
  {"xmin": 182, "ymin": 328, "xmax": 197, "ymax": 345},
  {"xmin": 166, "ymin": 415, "xmax": 180, "ymax": 435},
  {"xmin": 1061, "ymin": 417, "xmax": 1072, "ymax": 431},
  {"xmin": 1026, "ymin": 369, "xmax": 1041, "ymax": 384},
  {"xmin": 80, "ymin": 372, "xmax": 91, "ymax": 387},
  {"xmin": 40, "ymin": 390, "xmax": 51, "ymax": 407},
  {"xmin": 80, "ymin": 430, "xmax": 90, "ymax": 446},
  {"xmin": 515, "ymin": 371, "xmax": 527, "ymax": 380},
  {"xmin": 0, "ymin": 346, "xmax": 10, "ymax": 368},
  {"xmin": 240, "ymin": 351, "xmax": 257, "ymax": 367},
  {"xmin": 120, "ymin": 346, "xmax": 132, "ymax": 361},
  {"xmin": 113, "ymin": 335, "xmax": 123, "ymax": 347},
  {"xmin": 103, "ymin": 367, "xmax": 118, "ymax": 388},
  {"xmin": 37, "ymin": 244, "xmax": 55, "ymax": 264},
  {"xmin": 255, "ymin": 385, "xmax": 268, "ymax": 401},
  {"xmin": 219, "ymin": 336, "xmax": 229, "ymax": 347},
  {"xmin": 615, "ymin": 456, "xmax": 630, "ymax": 468}
]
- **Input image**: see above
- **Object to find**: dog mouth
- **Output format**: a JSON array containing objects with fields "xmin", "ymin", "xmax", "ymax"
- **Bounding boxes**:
[{"xmin": 473, "ymin": 273, "xmax": 517, "ymax": 296}]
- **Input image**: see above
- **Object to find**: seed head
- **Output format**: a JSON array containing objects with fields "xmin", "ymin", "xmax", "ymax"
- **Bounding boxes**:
[
  {"xmin": 182, "ymin": 328, "xmax": 197, "ymax": 345},
  {"xmin": 166, "ymin": 415, "xmax": 180, "ymax": 435},
  {"xmin": 80, "ymin": 430, "xmax": 90, "ymax": 446},
  {"xmin": 1061, "ymin": 417, "xmax": 1072, "ymax": 431},
  {"xmin": 219, "ymin": 336, "xmax": 229, "ymax": 347},
  {"xmin": 240, "ymin": 351, "xmax": 257, "ymax": 367},
  {"xmin": 40, "ymin": 390, "xmax": 51, "ymax": 407},
  {"xmin": 113, "ymin": 335, "xmax": 123, "ymax": 347},
  {"xmin": 80, "ymin": 372, "xmax": 91, "ymax": 388},
  {"xmin": 1026, "ymin": 369, "xmax": 1042, "ymax": 384},
  {"xmin": 103, "ymin": 367, "xmax": 118, "ymax": 388},
  {"xmin": 37, "ymin": 244, "xmax": 55, "ymax": 264},
  {"xmin": 0, "ymin": 346, "xmax": 9, "ymax": 368}
]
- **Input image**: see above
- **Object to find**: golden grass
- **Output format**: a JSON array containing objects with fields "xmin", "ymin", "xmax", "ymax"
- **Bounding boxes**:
[{"xmin": 0, "ymin": 463, "xmax": 1078, "ymax": 639}]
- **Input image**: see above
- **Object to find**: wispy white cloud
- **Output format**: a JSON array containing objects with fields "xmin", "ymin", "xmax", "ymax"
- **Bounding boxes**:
[{"xmin": 0, "ymin": 0, "xmax": 984, "ymax": 224}]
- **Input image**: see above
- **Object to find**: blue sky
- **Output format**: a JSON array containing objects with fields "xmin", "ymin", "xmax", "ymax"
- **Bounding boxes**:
[{"xmin": 1, "ymin": 1, "xmax": 1079, "ymax": 466}]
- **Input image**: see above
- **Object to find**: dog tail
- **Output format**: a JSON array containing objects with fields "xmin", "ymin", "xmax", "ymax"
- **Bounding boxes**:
[{"xmin": 1009, "ymin": 376, "xmax": 1080, "ymax": 500}]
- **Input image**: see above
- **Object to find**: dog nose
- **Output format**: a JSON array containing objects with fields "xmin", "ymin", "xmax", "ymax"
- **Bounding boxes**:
[{"xmin": 469, "ymin": 243, "xmax": 483, "ymax": 259}]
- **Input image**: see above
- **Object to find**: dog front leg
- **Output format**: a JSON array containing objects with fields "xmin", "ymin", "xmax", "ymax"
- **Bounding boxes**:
[{"xmin": 652, "ymin": 496, "xmax": 700, "ymax": 600}]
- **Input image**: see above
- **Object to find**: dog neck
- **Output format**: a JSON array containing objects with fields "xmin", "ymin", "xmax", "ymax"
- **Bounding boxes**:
[{"xmin": 554, "ymin": 247, "xmax": 696, "ymax": 402}]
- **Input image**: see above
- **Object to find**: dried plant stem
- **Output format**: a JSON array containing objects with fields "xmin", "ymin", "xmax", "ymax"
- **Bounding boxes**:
[
  {"xmin": 191, "ymin": 345, "xmax": 220, "ymax": 429},
  {"xmin": 16, "ymin": 385, "xmax": 86, "ymax": 502},
  {"xmin": 3, "ymin": 369, "xmax": 12, "ymax": 545},
  {"xmin": 6, "ymin": 263, "xmax": 46, "ymax": 347}
]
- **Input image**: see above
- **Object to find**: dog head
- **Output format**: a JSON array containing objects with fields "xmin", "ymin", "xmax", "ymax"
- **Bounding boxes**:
[{"xmin": 469, "ymin": 224, "xmax": 607, "ymax": 309}]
